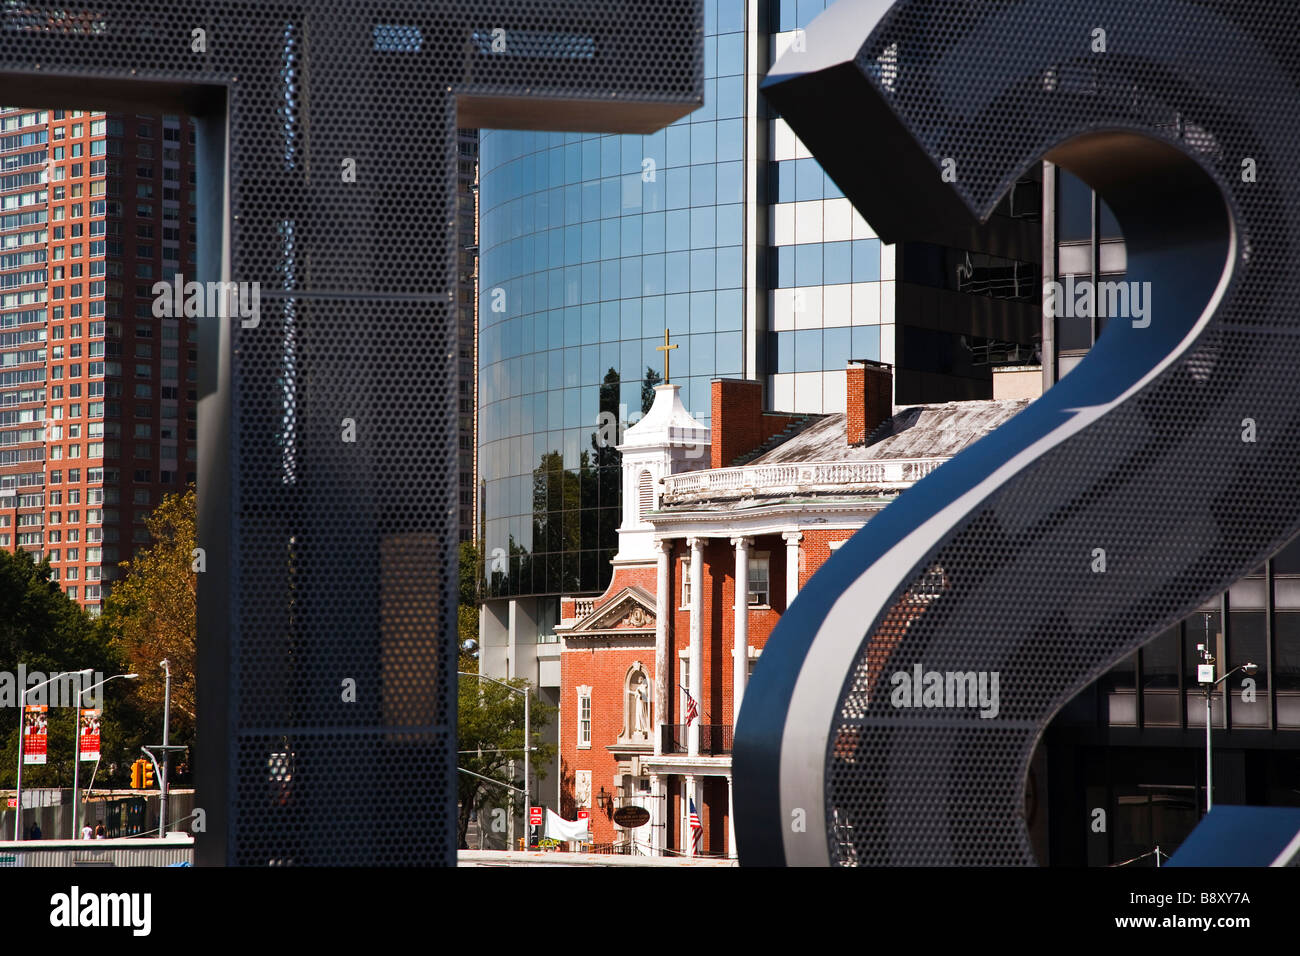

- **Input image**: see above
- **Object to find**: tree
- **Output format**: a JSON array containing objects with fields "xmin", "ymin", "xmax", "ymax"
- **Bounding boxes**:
[
  {"xmin": 0, "ymin": 548, "xmax": 134, "ymax": 789},
  {"xmin": 641, "ymin": 365, "xmax": 662, "ymax": 414},
  {"xmin": 456, "ymin": 665, "xmax": 556, "ymax": 850},
  {"xmin": 102, "ymin": 486, "xmax": 197, "ymax": 779}
]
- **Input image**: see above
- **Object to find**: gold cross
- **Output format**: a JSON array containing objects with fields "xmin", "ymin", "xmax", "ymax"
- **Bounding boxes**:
[{"xmin": 656, "ymin": 328, "xmax": 678, "ymax": 384}]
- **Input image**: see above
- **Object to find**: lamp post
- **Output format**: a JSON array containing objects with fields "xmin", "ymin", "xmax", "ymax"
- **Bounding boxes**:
[
  {"xmin": 458, "ymin": 671, "xmax": 530, "ymax": 848},
  {"xmin": 14, "ymin": 667, "xmax": 93, "ymax": 840},
  {"xmin": 159, "ymin": 659, "xmax": 171, "ymax": 836},
  {"xmin": 70, "ymin": 672, "xmax": 138, "ymax": 839},
  {"xmin": 1196, "ymin": 640, "xmax": 1257, "ymax": 813}
]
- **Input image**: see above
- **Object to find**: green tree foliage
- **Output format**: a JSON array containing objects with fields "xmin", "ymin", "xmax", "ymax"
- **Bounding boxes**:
[
  {"xmin": 102, "ymin": 487, "xmax": 197, "ymax": 780},
  {"xmin": 642, "ymin": 365, "xmax": 662, "ymax": 414},
  {"xmin": 0, "ymin": 549, "xmax": 137, "ymax": 789},
  {"xmin": 458, "ymin": 540, "xmax": 480, "ymax": 661},
  {"xmin": 457, "ymin": 666, "xmax": 556, "ymax": 850}
]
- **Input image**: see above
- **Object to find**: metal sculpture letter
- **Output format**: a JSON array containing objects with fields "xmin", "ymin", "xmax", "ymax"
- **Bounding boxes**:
[
  {"xmin": 736, "ymin": 0, "xmax": 1300, "ymax": 865},
  {"xmin": 1, "ymin": 0, "xmax": 702, "ymax": 865}
]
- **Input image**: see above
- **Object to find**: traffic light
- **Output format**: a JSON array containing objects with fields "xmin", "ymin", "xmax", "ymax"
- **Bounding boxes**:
[
  {"xmin": 130, "ymin": 758, "xmax": 143, "ymax": 789},
  {"xmin": 142, "ymin": 762, "xmax": 154, "ymax": 788}
]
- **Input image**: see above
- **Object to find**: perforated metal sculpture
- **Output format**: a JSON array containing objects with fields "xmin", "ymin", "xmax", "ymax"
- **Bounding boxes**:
[
  {"xmin": 737, "ymin": 0, "xmax": 1300, "ymax": 866},
  {"xmin": 0, "ymin": 0, "xmax": 702, "ymax": 865}
]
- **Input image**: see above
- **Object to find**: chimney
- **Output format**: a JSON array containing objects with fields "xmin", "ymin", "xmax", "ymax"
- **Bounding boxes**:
[
  {"xmin": 846, "ymin": 360, "xmax": 892, "ymax": 446},
  {"xmin": 710, "ymin": 379, "xmax": 808, "ymax": 467},
  {"xmin": 711, "ymin": 379, "xmax": 763, "ymax": 468}
]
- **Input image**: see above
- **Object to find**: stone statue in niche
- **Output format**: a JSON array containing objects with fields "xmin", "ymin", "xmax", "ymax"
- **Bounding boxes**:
[{"xmin": 626, "ymin": 668, "xmax": 651, "ymax": 740}]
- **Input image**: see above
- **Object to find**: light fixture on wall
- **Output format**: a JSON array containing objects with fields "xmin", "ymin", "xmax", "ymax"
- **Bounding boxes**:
[{"xmin": 596, "ymin": 786, "xmax": 610, "ymax": 810}]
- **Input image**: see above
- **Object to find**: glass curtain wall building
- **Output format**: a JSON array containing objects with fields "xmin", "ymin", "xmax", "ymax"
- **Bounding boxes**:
[
  {"xmin": 478, "ymin": 1, "xmax": 893, "ymax": 616},
  {"xmin": 479, "ymin": 0, "xmax": 752, "ymax": 614}
]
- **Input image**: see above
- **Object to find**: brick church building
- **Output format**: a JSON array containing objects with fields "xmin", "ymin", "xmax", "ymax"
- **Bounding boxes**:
[{"xmin": 554, "ymin": 361, "xmax": 1026, "ymax": 856}]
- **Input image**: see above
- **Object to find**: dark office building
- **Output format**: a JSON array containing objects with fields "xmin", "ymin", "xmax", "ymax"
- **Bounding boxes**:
[{"xmin": 1038, "ymin": 162, "xmax": 1300, "ymax": 866}]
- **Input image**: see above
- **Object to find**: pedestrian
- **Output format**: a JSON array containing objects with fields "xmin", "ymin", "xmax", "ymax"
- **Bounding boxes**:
[
  {"xmin": 94, "ymin": 822, "xmax": 106, "ymax": 839},
  {"xmin": 28, "ymin": 822, "xmax": 41, "ymax": 840},
  {"xmin": 82, "ymin": 821, "xmax": 93, "ymax": 840}
]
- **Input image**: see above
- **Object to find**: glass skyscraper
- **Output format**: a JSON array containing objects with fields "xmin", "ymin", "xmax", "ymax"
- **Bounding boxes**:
[{"xmin": 477, "ymin": 0, "xmax": 1038, "ymax": 646}]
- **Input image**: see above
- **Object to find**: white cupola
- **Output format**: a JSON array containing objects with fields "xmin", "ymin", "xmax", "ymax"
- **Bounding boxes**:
[{"xmin": 612, "ymin": 384, "xmax": 711, "ymax": 562}]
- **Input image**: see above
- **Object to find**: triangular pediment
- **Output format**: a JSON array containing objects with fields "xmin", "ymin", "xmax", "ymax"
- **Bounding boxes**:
[{"xmin": 570, "ymin": 585, "xmax": 657, "ymax": 634}]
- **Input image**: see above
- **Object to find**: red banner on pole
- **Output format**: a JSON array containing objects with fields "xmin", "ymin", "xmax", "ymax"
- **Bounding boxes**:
[
  {"xmin": 22, "ymin": 704, "xmax": 47, "ymax": 765},
  {"xmin": 529, "ymin": 806, "xmax": 543, "ymax": 826},
  {"xmin": 78, "ymin": 708, "xmax": 101, "ymax": 762}
]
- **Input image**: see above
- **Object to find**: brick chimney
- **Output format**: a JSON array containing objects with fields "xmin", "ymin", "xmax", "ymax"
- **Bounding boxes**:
[
  {"xmin": 710, "ymin": 379, "xmax": 806, "ymax": 468},
  {"xmin": 846, "ymin": 360, "xmax": 893, "ymax": 446}
]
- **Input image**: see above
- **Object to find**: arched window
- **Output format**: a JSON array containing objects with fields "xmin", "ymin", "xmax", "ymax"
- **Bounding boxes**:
[{"xmin": 637, "ymin": 470, "xmax": 653, "ymax": 522}]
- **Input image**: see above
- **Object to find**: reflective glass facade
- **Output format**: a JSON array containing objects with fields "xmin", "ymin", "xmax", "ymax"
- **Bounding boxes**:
[
  {"xmin": 766, "ymin": 2, "xmax": 889, "ymax": 412},
  {"xmin": 479, "ymin": 0, "xmax": 753, "ymax": 599},
  {"xmin": 478, "ymin": 0, "xmax": 1035, "ymax": 601}
]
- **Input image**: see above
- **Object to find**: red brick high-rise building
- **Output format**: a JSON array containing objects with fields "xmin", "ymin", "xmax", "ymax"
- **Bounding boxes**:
[{"xmin": 0, "ymin": 105, "xmax": 197, "ymax": 614}]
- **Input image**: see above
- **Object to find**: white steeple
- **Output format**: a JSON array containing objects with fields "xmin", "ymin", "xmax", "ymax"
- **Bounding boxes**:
[{"xmin": 613, "ymin": 384, "xmax": 710, "ymax": 563}]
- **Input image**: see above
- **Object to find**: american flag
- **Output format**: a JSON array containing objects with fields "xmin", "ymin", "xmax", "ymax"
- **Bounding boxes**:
[
  {"xmin": 684, "ymin": 689, "xmax": 699, "ymax": 726},
  {"xmin": 689, "ymin": 797, "xmax": 703, "ymax": 854}
]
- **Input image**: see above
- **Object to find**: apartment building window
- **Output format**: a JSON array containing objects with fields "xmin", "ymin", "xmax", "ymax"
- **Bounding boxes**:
[
  {"xmin": 748, "ymin": 554, "xmax": 770, "ymax": 606},
  {"xmin": 680, "ymin": 559, "xmax": 691, "ymax": 609}
]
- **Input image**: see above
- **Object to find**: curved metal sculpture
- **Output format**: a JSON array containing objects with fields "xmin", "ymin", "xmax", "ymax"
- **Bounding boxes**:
[{"xmin": 736, "ymin": 0, "xmax": 1300, "ymax": 865}]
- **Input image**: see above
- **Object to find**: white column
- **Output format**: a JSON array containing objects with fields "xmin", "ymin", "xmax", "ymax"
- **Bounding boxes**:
[
  {"xmin": 649, "ymin": 773, "xmax": 662, "ymax": 856},
  {"xmin": 507, "ymin": 597, "xmax": 519, "ymax": 848},
  {"xmin": 685, "ymin": 773, "xmax": 696, "ymax": 857},
  {"xmin": 727, "ymin": 774, "xmax": 737, "ymax": 860},
  {"xmin": 507, "ymin": 598, "xmax": 519, "ymax": 680},
  {"xmin": 783, "ymin": 531, "xmax": 803, "ymax": 609},
  {"xmin": 731, "ymin": 536, "xmax": 751, "ymax": 725},
  {"xmin": 688, "ymin": 536, "xmax": 704, "ymax": 757},
  {"xmin": 654, "ymin": 538, "xmax": 671, "ymax": 756}
]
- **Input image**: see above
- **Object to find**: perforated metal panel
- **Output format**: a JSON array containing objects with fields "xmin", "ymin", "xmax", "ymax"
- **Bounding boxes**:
[
  {"xmin": 0, "ymin": 0, "xmax": 701, "ymax": 865},
  {"xmin": 737, "ymin": 0, "xmax": 1300, "ymax": 866}
]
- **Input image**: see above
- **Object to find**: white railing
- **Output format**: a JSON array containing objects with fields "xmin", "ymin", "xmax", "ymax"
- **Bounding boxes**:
[
  {"xmin": 661, "ymin": 457, "xmax": 950, "ymax": 501},
  {"xmin": 574, "ymin": 598, "xmax": 595, "ymax": 618}
]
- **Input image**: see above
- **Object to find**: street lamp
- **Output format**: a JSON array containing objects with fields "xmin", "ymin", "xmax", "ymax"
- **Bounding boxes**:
[
  {"xmin": 159, "ymin": 659, "xmax": 171, "ymax": 836},
  {"xmin": 70, "ymin": 672, "xmax": 138, "ymax": 839},
  {"xmin": 1196, "ymin": 640, "xmax": 1257, "ymax": 812},
  {"xmin": 458, "ymin": 671, "xmax": 531, "ymax": 848},
  {"xmin": 14, "ymin": 667, "xmax": 93, "ymax": 840}
]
